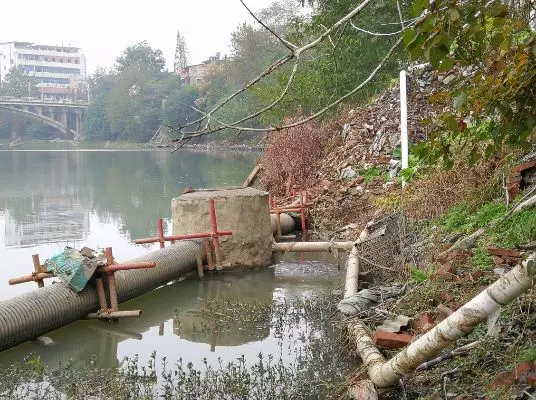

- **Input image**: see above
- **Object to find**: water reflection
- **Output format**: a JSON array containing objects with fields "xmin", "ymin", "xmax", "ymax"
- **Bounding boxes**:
[
  {"xmin": 0, "ymin": 150, "xmax": 257, "ymax": 300},
  {"xmin": 0, "ymin": 264, "xmax": 344, "ymax": 371},
  {"xmin": 0, "ymin": 150, "xmax": 256, "ymax": 246},
  {"xmin": 0, "ymin": 149, "xmax": 345, "ymax": 376}
]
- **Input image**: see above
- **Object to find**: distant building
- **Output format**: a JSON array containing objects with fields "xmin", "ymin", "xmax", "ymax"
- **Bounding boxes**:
[
  {"xmin": 179, "ymin": 53, "xmax": 221, "ymax": 87},
  {"xmin": 0, "ymin": 41, "xmax": 87, "ymax": 99}
]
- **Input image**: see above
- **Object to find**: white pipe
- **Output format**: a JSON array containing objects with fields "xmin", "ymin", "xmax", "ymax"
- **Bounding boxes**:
[
  {"xmin": 272, "ymin": 241, "xmax": 354, "ymax": 252},
  {"xmin": 344, "ymin": 244, "xmax": 360, "ymax": 298},
  {"xmin": 350, "ymin": 255, "xmax": 536, "ymax": 388},
  {"xmin": 400, "ymin": 70, "xmax": 408, "ymax": 188}
]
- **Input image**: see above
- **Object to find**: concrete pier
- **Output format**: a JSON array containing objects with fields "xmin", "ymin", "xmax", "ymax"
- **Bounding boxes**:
[{"xmin": 172, "ymin": 188, "xmax": 273, "ymax": 268}]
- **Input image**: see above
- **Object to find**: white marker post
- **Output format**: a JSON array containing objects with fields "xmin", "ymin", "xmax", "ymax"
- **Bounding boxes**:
[{"xmin": 400, "ymin": 70, "xmax": 408, "ymax": 188}]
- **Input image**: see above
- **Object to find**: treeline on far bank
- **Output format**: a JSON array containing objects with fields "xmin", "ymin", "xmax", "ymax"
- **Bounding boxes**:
[
  {"xmin": 82, "ymin": 0, "xmax": 405, "ymax": 145},
  {"xmin": 0, "ymin": 0, "xmax": 406, "ymax": 143}
]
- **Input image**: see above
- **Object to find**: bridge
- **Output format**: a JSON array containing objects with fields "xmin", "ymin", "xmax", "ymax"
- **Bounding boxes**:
[{"xmin": 0, "ymin": 97, "xmax": 88, "ymax": 140}]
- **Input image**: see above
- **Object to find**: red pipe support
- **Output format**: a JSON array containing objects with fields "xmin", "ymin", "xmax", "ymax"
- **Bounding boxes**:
[
  {"xmin": 209, "ymin": 199, "xmax": 222, "ymax": 265},
  {"xmin": 134, "ymin": 230, "xmax": 232, "ymax": 245},
  {"xmin": 32, "ymin": 254, "xmax": 44, "ymax": 288},
  {"xmin": 204, "ymin": 238, "xmax": 213, "ymax": 269},
  {"xmin": 98, "ymin": 262, "xmax": 156, "ymax": 273},
  {"xmin": 157, "ymin": 218, "xmax": 165, "ymax": 248}
]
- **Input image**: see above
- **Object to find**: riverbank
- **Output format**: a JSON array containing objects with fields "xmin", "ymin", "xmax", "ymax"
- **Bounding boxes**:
[
  {"xmin": 0, "ymin": 138, "xmax": 265, "ymax": 152},
  {"xmin": 253, "ymin": 66, "xmax": 536, "ymax": 398}
]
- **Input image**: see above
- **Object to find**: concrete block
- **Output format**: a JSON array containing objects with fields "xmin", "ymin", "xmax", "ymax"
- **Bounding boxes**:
[{"xmin": 172, "ymin": 188, "xmax": 272, "ymax": 269}]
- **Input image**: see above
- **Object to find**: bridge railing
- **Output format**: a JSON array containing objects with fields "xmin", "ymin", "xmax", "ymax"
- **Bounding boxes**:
[{"xmin": 0, "ymin": 96, "xmax": 88, "ymax": 106}]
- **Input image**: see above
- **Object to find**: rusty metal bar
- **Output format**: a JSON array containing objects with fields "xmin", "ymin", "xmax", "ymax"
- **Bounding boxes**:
[
  {"xmin": 157, "ymin": 218, "xmax": 165, "ymax": 248},
  {"xmin": 105, "ymin": 247, "xmax": 114, "ymax": 265},
  {"xmin": 209, "ymin": 199, "xmax": 222, "ymax": 265},
  {"xmin": 32, "ymin": 254, "xmax": 44, "ymax": 288},
  {"xmin": 95, "ymin": 277, "xmax": 108, "ymax": 310},
  {"xmin": 86, "ymin": 310, "xmax": 142, "ymax": 319},
  {"xmin": 107, "ymin": 273, "xmax": 119, "ymax": 311},
  {"xmin": 134, "ymin": 230, "xmax": 232, "ymax": 245},
  {"xmin": 97, "ymin": 262, "xmax": 156, "ymax": 273},
  {"xmin": 196, "ymin": 255, "xmax": 204, "ymax": 279},
  {"xmin": 204, "ymin": 238, "xmax": 213, "ymax": 269},
  {"xmin": 9, "ymin": 272, "xmax": 55, "ymax": 286},
  {"xmin": 270, "ymin": 204, "xmax": 313, "ymax": 212},
  {"xmin": 300, "ymin": 206, "xmax": 307, "ymax": 233}
]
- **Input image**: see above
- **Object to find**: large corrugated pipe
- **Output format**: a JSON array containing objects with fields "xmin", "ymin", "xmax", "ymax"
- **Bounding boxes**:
[
  {"xmin": 0, "ymin": 240, "xmax": 204, "ymax": 352},
  {"xmin": 270, "ymin": 213, "xmax": 296, "ymax": 236}
]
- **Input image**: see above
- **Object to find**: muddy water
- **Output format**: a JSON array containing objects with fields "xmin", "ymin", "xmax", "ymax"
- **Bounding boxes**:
[{"xmin": 0, "ymin": 150, "xmax": 345, "ymax": 371}]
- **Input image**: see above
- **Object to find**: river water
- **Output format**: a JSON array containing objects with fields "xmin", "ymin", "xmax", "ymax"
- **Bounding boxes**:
[{"xmin": 0, "ymin": 150, "xmax": 344, "ymax": 373}]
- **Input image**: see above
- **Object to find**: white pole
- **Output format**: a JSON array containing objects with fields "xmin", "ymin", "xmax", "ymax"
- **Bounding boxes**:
[{"xmin": 400, "ymin": 70, "xmax": 408, "ymax": 187}]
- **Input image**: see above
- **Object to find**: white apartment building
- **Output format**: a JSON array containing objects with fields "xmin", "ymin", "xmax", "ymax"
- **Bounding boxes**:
[{"xmin": 0, "ymin": 41, "xmax": 87, "ymax": 99}]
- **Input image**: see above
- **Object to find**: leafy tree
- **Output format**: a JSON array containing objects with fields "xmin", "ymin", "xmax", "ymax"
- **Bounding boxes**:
[
  {"xmin": 115, "ymin": 41, "xmax": 166, "ymax": 76},
  {"xmin": 173, "ymin": 30, "xmax": 189, "ymax": 74},
  {"xmin": 85, "ymin": 43, "xmax": 201, "ymax": 142},
  {"xmin": 163, "ymin": 84, "xmax": 199, "ymax": 128},
  {"xmin": 404, "ymin": 0, "xmax": 536, "ymax": 166},
  {"xmin": 0, "ymin": 66, "xmax": 39, "ymax": 97}
]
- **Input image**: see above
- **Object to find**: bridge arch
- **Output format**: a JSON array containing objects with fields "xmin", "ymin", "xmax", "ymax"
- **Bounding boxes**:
[{"xmin": 0, "ymin": 105, "xmax": 78, "ymax": 138}]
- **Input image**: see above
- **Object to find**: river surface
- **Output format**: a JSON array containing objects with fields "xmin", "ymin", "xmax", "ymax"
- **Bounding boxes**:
[{"xmin": 0, "ymin": 150, "xmax": 344, "ymax": 372}]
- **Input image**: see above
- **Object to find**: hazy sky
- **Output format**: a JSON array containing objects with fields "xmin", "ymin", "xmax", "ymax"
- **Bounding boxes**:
[{"xmin": 1, "ymin": 0, "xmax": 274, "ymax": 75}]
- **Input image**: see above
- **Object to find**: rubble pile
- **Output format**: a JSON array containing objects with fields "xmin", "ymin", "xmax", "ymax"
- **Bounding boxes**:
[{"xmin": 308, "ymin": 67, "xmax": 454, "ymax": 237}]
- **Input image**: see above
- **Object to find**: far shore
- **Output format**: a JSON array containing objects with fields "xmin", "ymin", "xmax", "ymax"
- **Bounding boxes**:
[{"xmin": 0, "ymin": 138, "xmax": 264, "ymax": 152}]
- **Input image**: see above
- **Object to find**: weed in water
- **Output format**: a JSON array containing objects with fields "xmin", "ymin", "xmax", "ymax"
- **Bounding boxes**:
[{"xmin": 0, "ymin": 293, "xmax": 356, "ymax": 400}]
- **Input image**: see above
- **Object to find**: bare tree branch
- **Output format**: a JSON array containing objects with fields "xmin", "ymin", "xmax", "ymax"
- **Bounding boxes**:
[
  {"xmin": 396, "ymin": 0, "xmax": 406, "ymax": 29},
  {"xmin": 178, "ymin": 54, "xmax": 294, "ymax": 132},
  {"xmin": 175, "ymin": 0, "xmax": 378, "ymax": 133},
  {"xmin": 239, "ymin": 0, "xmax": 298, "ymax": 51},
  {"xmin": 181, "ymin": 36, "xmax": 402, "ymax": 137},
  {"xmin": 349, "ymin": 19, "xmax": 415, "ymax": 36}
]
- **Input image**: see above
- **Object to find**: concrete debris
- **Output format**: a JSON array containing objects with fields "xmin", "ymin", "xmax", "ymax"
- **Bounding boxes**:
[
  {"xmin": 340, "ymin": 166, "xmax": 357, "ymax": 180},
  {"xmin": 308, "ymin": 66, "xmax": 450, "ymax": 237},
  {"xmin": 376, "ymin": 314, "xmax": 411, "ymax": 333},
  {"xmin": 348, "ymin": 379, "xmax": 378, "ymax": 400},
  {"xmin": 337, "ymin": 284, "xmax": 405, "ymax": 316}
]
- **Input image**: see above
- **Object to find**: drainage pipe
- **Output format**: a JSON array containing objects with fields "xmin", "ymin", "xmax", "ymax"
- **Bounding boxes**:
[
  {"xmin": 272, "ymin": 241, "xmax": 354, "ymax": 252},
  {"xmin": 0, "ymin": 240, "xmax": 204, "ymax": 352},
  {"xmin": 270, "ymin": 213, "xmax": 296, "ymax": 236}
]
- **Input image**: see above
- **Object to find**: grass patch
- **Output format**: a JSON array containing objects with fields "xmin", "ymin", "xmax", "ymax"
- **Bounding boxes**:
[
  {"xmin": 471, "ymin": 245, "xmax": 495, "ymax": 271},
  {"xmin": 358, "ymin": 167, "xmax": 382, "ymax": 183}
]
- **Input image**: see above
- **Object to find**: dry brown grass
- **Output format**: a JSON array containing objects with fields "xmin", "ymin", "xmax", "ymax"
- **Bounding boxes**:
[
  {"xmin": 403, "ymin": 154, "xmax": 504, "ymax": 221},
  {"xmin": 259, "ymin": 115, "xmax": 334, "ymax": 196}
]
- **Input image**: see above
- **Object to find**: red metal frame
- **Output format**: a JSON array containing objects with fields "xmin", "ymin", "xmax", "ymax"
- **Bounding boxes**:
[
  {"xmin": 133, "ymin": 199, "xmax": 232, "ymax": 268},
  {"xmin": 270, "ymin": 188, "xmax": 311, "ymax": 235}
]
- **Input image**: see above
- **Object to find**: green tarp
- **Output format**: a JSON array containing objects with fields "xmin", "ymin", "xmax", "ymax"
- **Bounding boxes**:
[{"xmin": 45, "ymin": 247, "xmax": 100, "ymax": 292}]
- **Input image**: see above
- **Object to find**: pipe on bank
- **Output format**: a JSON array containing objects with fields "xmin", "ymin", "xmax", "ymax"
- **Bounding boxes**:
[
  {"xmin": 270, "ymin": 213, "xmax": 296, "ymax": 236},
  {"xmin": 0, "ymin": 241, "xmax": 204, "ymax": 352}
]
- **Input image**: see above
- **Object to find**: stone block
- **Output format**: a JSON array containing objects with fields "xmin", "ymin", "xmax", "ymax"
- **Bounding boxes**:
[{"xmin": 172, "ymin": 188, "xmax": 272, "ymax": 269}]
